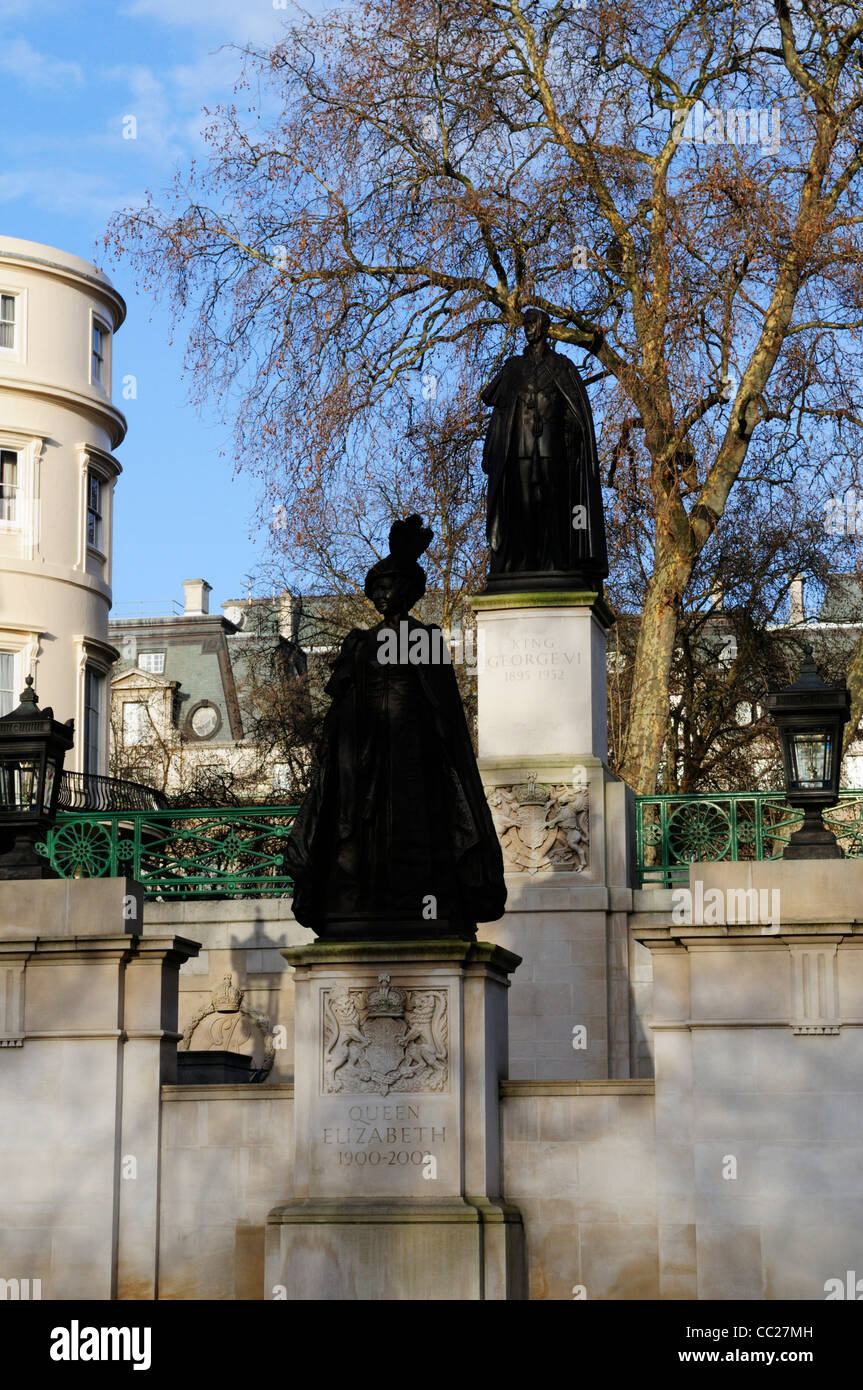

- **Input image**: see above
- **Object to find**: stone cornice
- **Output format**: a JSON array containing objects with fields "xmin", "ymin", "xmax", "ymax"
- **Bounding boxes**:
[
  {"xmin": 0, "ymin": 246, "xmax": 126, "ymax": 329},
  {"xmin": 469, "ymin": 590, "xmax": 616, "ymax": 628},
  {"xmin": 284, "ymin": 939, "xmax": 523, "ymax": 975},
  {"xmin": 500, "ymin": 1079, "xmax": 655, "ymax": 1096},
  {"xmin": 0, "ymin": 375, "xmax": 127, "ymax": 449},
  {"xmin": 108, "ymin": 616, "xmax": 231, "ymax": 638},
  {"xmin": 77, "ymin": 442, "xmax": 122, "ymax": 478},
  {"xmin": 74, "ymin": 634, "xmax": 121, "ymax": 666},
  {"xmin": 161, "ymin": 1083, "xmax": 296, "ymax": 1100},
  {"xmin": 633, "ymin": 922, "xmax": 863, "ymax": 948}
]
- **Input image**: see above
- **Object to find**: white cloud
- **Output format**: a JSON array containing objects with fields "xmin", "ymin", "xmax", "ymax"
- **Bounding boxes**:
[
  {"xmin": 0, "ymin": 36, "xmax": 83, "ymax": 89},
  {"xmin": 104, "ymin": 54, "xmax": 241, "ymax": 159},
  {"xmin": 0, "ymin": 167, "xmax": 140, "ymax": 220},
  {"xmin": 166, "ymin": 47, "xmax": 246, "ymax": 112},
  {"xmin": 122, "ymin": 0, "xmax": 288, "ymax": 44}
]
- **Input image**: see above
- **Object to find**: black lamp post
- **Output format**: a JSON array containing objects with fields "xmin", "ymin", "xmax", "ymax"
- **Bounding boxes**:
[
  {"xmin": 765, "ymin": 644, "xmax": 850, "ymax": 860},
  {"xmin": 0, "ymin": 677, "xmax": 74, "ymax": 880}
]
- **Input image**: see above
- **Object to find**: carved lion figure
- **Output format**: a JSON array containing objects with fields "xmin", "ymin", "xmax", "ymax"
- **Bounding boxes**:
[{"xmin": 324, "ymin": 987, "xmax": 369, "ymax": 1090}]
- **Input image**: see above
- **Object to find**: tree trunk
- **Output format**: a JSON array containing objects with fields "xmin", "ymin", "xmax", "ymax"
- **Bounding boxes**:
[
  {"xmin": 618, "ymin": 552, "xmax": 693, "ymax": 794},
  {"xmin": 843, "ymin": 630, "xmax": 863, "ymax": 763}
]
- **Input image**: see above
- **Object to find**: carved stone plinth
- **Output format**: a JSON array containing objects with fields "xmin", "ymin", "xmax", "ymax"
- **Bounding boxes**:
[
  {"xmin": 468, "ymin": 591, "xmax": 637, "ymax": 1081},
  {"xmin": 266, "ymin": 939, "xmax": 526, "ymax": 1300},
  {"xmin": 470, "ymin": 590, "xmax": 614, "ymax": 764},
  {"xmin": 470, "ymin": 591, "xmax": 629, "ymax": 890}
]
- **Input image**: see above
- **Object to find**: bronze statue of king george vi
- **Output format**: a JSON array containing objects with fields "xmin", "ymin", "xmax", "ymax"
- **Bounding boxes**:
[{"xmin": 480, "ymin": 308, "xmax": 608, "ymax": 593}]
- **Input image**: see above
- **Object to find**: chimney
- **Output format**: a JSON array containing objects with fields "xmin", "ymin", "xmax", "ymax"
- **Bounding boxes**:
[
  {"xmin": 789, "ymin": 574, "xmax": 805, "ymax": 626},
  {"xmin": 278, "ymin": 590, "xmax": 295, "ymax": 640},
  {"xmin": 183, "ymin": 578, "xmax": 212, "ymax": 616}
]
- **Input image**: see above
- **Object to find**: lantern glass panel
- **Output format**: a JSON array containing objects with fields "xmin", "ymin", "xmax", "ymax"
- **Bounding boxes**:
[
  {"xmin": 789, "ymin": 731, "xmax": 832, "ymax": 790},
  {"xmin": 0, "ymin": 758, "xmax": 40, "ymax": 811},
  {"xmin": 42, "ymin": 761, "xmax": 56, "ymax": 813}
]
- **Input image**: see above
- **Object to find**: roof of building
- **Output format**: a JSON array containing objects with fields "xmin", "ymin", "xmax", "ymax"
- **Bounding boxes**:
[
  {"xmin": 0, "ymin": 236, "xmax": 126, "ymax": 329},
  {"xmin": 818, "ymin": 574, "xmax": 863, "ymax": 625}
]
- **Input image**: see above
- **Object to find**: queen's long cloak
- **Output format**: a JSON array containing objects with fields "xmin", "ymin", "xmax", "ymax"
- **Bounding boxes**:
[{"xmin": 284, "ymin": 618, "xmax": 506, "ymax": 935}]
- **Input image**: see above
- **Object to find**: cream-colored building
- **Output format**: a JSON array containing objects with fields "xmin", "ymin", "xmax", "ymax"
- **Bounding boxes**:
[{"xmin": 0, "ymin": 236, "xmax": 126, "ymax": 774}]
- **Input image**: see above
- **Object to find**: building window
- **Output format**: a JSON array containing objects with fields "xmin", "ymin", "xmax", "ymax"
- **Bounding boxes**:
[
  {"xmin": 0, "ymin": 449, "xmax": 17, "ymax": 525},
  {"xmin": 87, "ymin": 471, "xmax": 103, "ymax": 550},
  {"xmin": 92, "ymin": 321, "xmax": 107, "ymax": 385},
  {"xmin": 84, "ymin": 666, "xmax": 104, "ymax": 774},
  {"xmin": 137, "ymin": 651, "xmax": 165, "ymax": 674},
  {"xmin": 0, "ymin": 651, "xmax": 17, "ymax": 717},
  {"xmin": 0, "ymin": 294, "xmax": 16, "ymax": 351},
  {"xmin": 189, "ymin": 703, "xmax": 220, "ymax": 739},
  {"xmin": 122, "ymin": 701, "xmax": 149, "ymax": 745}
]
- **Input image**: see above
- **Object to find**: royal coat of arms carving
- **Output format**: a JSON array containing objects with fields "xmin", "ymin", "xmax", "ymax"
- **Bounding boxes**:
[
  {"xmin": 486, "ymin": 772, "xmax": 589, "ymax": 874},
  {"xmin": 179, "ymin": 973, "xmax": 275, "ymax": 1080},
  {"xmin": 322, "ymin": 974, "xmax": 448, "ymax": 1095}
]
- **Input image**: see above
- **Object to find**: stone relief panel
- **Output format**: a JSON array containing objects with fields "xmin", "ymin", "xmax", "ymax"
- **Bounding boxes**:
[
  {"xmin": 486, "ymin": 771, "xmax": 589, "ymax": 874},
  {"xmin": 0, "ymin": 964, "xmax": 25, "ymax": 1047},
  {"xmin": 180, "ymin": 972, "xmax": 275, "ymax": 1078},
  {"xmin": 790, "ymin": 945, "xmax": 840, "ymax": 1035},
  {"xmin": 322, "ymin": 974, "xmax": 448, "ymax": 1096}
]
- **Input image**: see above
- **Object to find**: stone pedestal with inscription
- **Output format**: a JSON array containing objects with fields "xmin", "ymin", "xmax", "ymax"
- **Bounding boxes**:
[
  {"xmin": 470, "ymin": 591, "xmax": 637, "ymax": 1080},
  {"xmin": 266, "ymin": 940, "xmax": 526, "ymax": 1300}
]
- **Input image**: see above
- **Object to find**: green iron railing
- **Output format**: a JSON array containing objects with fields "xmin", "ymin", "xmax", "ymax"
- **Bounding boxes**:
[
  {"xmin": 635, "ymin": 790, "xmax": 863, "ymax": 888},
  {"xmin": 36, "ymin": 805, "xmax": 299, "ymax": 899},
  {"xmin": 36, "ymin": 791, "xmax": 863, "ymax": 898}
]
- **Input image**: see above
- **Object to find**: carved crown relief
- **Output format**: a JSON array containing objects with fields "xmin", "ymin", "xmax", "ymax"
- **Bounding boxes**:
[
  {"xmin": 486, "ymin": 772, "xmax": 589, "ymax": 874},
  {"xmin": 180, "ymin": 973, "xmax": 275, "ymax": 1079},
  {"xmin": 322, "ymin": 974, "xmax": 448, "ymax": 1096}
]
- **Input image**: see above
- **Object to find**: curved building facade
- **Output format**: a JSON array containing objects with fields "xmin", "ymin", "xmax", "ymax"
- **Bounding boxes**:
[{"xmin": 0, "ymin": 237, "xmax": 127, "ymax": 773}]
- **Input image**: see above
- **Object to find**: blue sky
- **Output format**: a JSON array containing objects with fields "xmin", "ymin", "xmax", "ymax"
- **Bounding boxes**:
[{"xmin": 0, "ymin": 0, "xmax": 303, "ymax": 613}]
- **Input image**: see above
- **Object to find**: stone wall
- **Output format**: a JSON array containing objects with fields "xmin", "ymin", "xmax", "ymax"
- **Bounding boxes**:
[
  {"xmin": 8, "ymin": 862, "xmax": 863, "ymax": 1301},
  {"xmin": 152, "ymin": 863, "xmax": 863, "ymax": 1301},
  {"xmin": 148, "ymin": 882, "xmax": 643, "ymax": 1085},
  {"xmin": 0, "ymin": 879, "xmax": 194, "ymax": 1301},
  {"xmin": 501, "ymin": 1080, "xmax": 658, "ymax": 1300},
  {"xmin": 158, "ymin": 1084, "xmax": 293, "ymax": 1300},
  {"xmin": 636, "ymin": 860, "xmax": 863, "ymax": 1301},
  {"xmin": 156, "ymin": 1080, "xmax": 656, "ymax": 1301}
]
